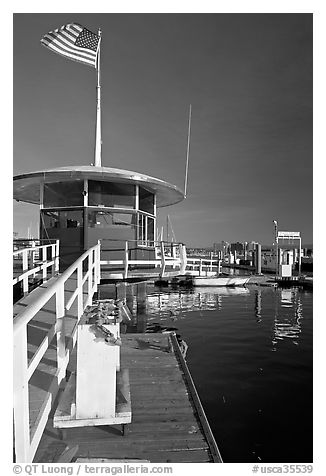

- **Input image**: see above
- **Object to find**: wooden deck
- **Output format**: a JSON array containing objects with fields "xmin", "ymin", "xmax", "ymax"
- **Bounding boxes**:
[{"xmin": 33, "ymin": 333, "xmax": 222, "ymax": 463}]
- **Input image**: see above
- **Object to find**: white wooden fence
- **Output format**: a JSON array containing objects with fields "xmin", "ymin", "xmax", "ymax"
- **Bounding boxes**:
[
  {"xmin": 13, "ymin": 240, "xmax": 60, "ymax": 295},
  {"xmin": 186, "ymin": 257, "xmax": 222, "ymax": 276},
  {"xmin": 100, "ymin": 240, "xmax": 187, "ymax": 278},
  {"xmin": 13, "ymin": 243, "xmax": 101, "ymax": 463}
]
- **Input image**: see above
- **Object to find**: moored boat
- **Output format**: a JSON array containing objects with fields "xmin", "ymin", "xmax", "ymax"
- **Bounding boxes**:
[{"xmin": 192, "ymin": 275, "xmax": 250, "ymax": 287}]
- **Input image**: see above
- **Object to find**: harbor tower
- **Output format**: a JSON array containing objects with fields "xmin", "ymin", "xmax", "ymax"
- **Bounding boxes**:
[{"xmin": 13, "ymin": 165, "xmax": 184, "ymax": 270}]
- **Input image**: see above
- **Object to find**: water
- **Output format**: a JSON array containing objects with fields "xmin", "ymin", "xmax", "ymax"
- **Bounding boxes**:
[{"xmin": 100, "ymin": 283, "xmax": 313, "ymax": 463}]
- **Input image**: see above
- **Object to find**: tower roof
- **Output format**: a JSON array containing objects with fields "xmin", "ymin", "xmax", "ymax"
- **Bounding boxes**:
[{"xmin": 13, "ymin": 165, "xmax": 184, "ymax": 208}]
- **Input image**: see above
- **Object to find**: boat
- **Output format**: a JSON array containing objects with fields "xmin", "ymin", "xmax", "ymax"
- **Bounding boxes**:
[{"xmin": 192, "ymin": 275, "xmax": 250, "ymax": 287}]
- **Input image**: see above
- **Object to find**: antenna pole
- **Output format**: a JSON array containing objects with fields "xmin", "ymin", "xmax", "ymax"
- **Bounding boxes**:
[
  {"xmin": 94, "ymin": 29, "xmax": 102, "ymax": 167},
  {"xmin": 168, "ymin": 215, "xmax": 176, "ymax": 242},
  {"xmin": 184, "ymin": 104, "xmax": 192, "ymax": 198}
]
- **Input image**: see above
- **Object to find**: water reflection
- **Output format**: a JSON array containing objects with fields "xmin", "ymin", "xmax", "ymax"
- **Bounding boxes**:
[
  {"xmin": 146, "ymin": 286, "xmax": 249, "ymax": 318},
  {"xmin": 255, "ymin": 289, "xmax": 262, "ymax": 323},
  {"xmin": 145, "ymin": 285, "xmax": 304, "ymax": 349},
  {"xmin": 272, "ymin": 288, "xmax": 303, "ymax": 347},
  {"xmin": 99, "ymin": 282, "xmax": 305, "ymax": 348}
]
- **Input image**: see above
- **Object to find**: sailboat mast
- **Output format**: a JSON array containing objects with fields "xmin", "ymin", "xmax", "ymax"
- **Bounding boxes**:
[
  {"xmin": 184, "ymin": 104, "xmax": 192, "ymax": 198},
  {"xmin": 94, "ymin": 29, "xmax": 102, "ymax": 167}
]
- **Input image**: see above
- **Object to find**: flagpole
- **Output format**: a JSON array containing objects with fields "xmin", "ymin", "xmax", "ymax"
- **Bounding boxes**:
[{"xmin": 94, "ymin": 28, "xmax": 102, "ymax": 167}]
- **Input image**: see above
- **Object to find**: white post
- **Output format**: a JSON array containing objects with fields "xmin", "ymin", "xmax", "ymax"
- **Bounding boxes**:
[
  {"xmin": 172, "ymin": 243, "xmax": 176, "ymax": 269},
  {"xmin": 124, "ymin": 241, "xmax": 129, "ymax": 279},
  {"xmin": 13, "ymin": 326, "xmax": 30, "ymax": 462},
  {"xmin": 55, "ymin": 240, "xmax": 60, "ymax": 273},
  {"xmin": 22, "ymin": 249, "xmax": 29, "ymax": 294},
  {"xmin": 179, "ymin": 244, "xmax": 187, "ymax": 274},
  {"xmin": 42, "ymin": 245, "xmax": 47, "ymax": 282},
  {"xmin": 94, "ymin": 29, "xmax": 102, "ymax": 167},
  {"xmin": 55, "ymin": 284, "xmax": 66, "ymax": 383},
  {"xmin": 298, "ymin": 236, "xmax": 302, "ymax": 275},
  {"xmin": 77, "ymin": 262, "xmax": 83, "ymax": 320},
  {"xmin": 87, "ymin": 252, "xmax": 93, "ymax": 305},
  {"xmin": 51, "ymin": 244, "xmax": 55, "ymax": 276},
  {"xmin": 96, "ymin": 241, "xmax": 101, "ymax": 284},
  {"xmin": 274, "ymin": 220, "xmax": 278, "ymax": 277},
  {"xmin": 92, "ymin": 248, "xmax": 96, "ymax": 292}
]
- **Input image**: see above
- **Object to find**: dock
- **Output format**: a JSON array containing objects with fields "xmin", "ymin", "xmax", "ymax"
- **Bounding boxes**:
[
  {"xmin": 154, "ymin": 273, "xmax": 278, "ymax": 288},
  {"xmin": 33, "ymin": 333, "xmax": 222, "ymax": 463},
  {"xmin": 13, "ymin": 246, "xmax": 222, "ymax": 464}
]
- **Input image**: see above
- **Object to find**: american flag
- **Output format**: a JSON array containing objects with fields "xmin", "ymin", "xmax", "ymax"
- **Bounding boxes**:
[{"xmin": 40, "ymin": 23, "xmax": 100, "ymax": 68}]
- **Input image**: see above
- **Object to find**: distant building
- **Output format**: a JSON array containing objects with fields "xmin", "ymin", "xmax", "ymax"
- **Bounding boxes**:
[
  {"xmin": 230, "ymin": 242, "xmax": 244, "ymax": 254},
  {"xmin": 213, "ymin": 241, "xmax": 230, "ymax": 257}
]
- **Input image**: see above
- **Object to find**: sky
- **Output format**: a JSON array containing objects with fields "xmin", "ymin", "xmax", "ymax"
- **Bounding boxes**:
[{"xmin": 13, "ymin": 12, "xmax": 313, "ymax": 247}]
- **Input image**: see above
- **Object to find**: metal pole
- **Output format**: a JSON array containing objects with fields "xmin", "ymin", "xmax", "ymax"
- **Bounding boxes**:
[
  {"xmin": 94, "ymin": 29, "xmax": 102, "ymax": 167},
  {"xmin": 298, "ymin": 236, "xmax": 301, "ymax": 276},
  {"xmin": 273, "ymin": 220, "xmax": 278, "ymax": 277},
  {"xmin": 184, "ymin": 104, "xmax": 192, "ymax": 198}
]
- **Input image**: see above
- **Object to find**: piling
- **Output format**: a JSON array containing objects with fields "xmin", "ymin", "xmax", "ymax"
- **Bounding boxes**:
[
  {"xmin": 136, "ymin": 281, "xmax": 147, "ymax": 333},
  {"xmin": 254, "ymin": 243, "xmax": 262, "ymax": 275}
]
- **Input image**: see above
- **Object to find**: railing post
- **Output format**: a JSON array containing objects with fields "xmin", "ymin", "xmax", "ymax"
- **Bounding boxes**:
[
  {"xmin": 199, "ymin": 259, "xmax": 202, "ymax": 276},
  {"xmin": 91, "ymin": 248, "xmax": 96, "ymax": 293},
  {"xmin": 51, "ymin": 244, "xmax": 55, "ymax": 277},
  {"xmin": 55, "ymin": 240, "xmax": 60, "ymax": 273},
  {"xmin": 22, "ymin": 249, "xmax": 29, "ymax": 294},
  {"xmin": 124, "ymin": 241, "xmax": 129, "ymax": 279},
  {"xmin": 77, "ymin": 262, "xmax": 83, "ymax": 320},
  {"xmin": 96, "ymin": 241, "xmax": 101, "ymax": 284},
  {"xmin": 13, "ymin": 326, "xmax": 30, "ymax": 462},
  {"xmin": 172, "ymin": 244, "xmax": 176, "ymax": 269},
  {"xmin": 86, "ymin": 252, "xmax": 93, "ymax": 307},
  {"xmin": 179, "ymin": 244, "xmax": 187, "ymax": 274},
  {"xmin": 154, "ymin": 241, "xmax": 159, "ymax": 261},
  {"xmin": 218, "ymin": 260, "xmax": 222, "ymax": 275},
  {"xmin": 55, "ymin": 284, "xmax": 66, "ymax": 383},
  {"xmin": 42, "ymin": 246, "xmax": 47, "ymax": 283}
]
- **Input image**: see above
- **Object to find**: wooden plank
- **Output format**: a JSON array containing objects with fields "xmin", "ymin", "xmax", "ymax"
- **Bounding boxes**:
[
  {"xmin": 144, "ymin": 449, "xmax": 212, "ymax": 463},
  {"xmin": 169, "ymin": 332, "xmax": 223, "ymax": 463},
  {"xmin": 33, "ymin": 331, "xmax": 220, "ymax": 464},
  {"xmin": 57, "ymin": 445, "xmax": 79, "ymax": 463},
  {"xmin": 69, "ymin": 437, "xmax": 209, "ymax": 451},
  {"xmin": 61, "ymin": 421, "xmax": 202, "ymax": 439},
  {"xmin": 74, "ymin": 445, "xmax": 211, "ymax": 463},
  {"xmin": 76, "ymin": 458, "xmax": 150, "ymax": 463}
]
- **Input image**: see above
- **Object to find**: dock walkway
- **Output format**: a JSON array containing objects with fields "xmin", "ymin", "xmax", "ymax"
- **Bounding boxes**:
[{"xmin": 33, "ymin": 333, "xmax": 222, "ymax": 463}]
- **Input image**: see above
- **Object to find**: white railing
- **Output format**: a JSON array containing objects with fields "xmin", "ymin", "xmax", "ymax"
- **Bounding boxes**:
[
  {"xmin": 13, "ymin": 242, "xmax": 101, "ymax": 463},
  {"xmin": 13, "ymin": 240, "xmax": 60, "ymax": 295},
  {"xmin": 100, "ymin": 240, "xmax": 187, "ymax": 278},
  {"xmin": 186, "ymin": 257, "xmax": 222, "ymax": 276}
]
